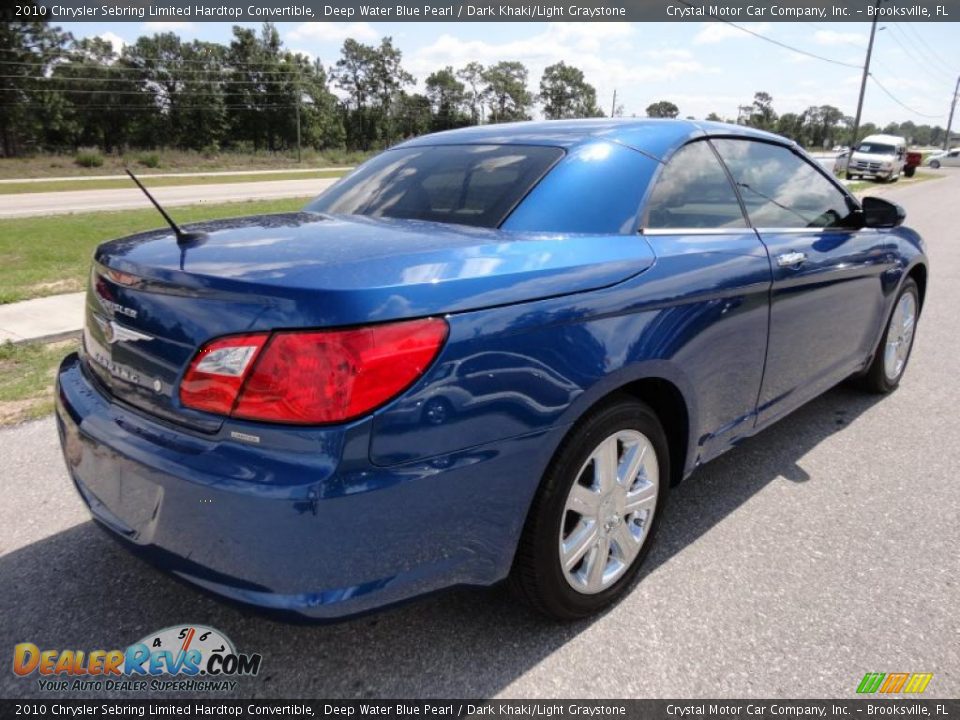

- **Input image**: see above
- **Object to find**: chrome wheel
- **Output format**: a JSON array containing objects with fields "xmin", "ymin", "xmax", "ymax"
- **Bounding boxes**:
[
  {"xmin": 558, "ymin": 430, "xmax": 659, "ymax": 595},
  {"xmin": 883, "ymin": 291, "xmax": 917, "ymax": 381}
]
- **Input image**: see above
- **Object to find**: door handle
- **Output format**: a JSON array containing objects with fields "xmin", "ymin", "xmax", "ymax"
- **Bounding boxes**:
[{"xmin": 777, "ymin": 251, "xmax": 807, "ymax": 267}]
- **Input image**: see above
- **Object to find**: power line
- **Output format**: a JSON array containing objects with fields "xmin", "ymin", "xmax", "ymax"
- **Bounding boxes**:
[
  {"xmin": 0, "ymin": 74, "xmax": 313, "ymax": 87},
  {"xmin": 0, "ymin": 49, "xmax": 322, "ymax": 69},
  {"xmin": 724, "ymin": 22, "xmax": 862, "ymax": 68},
  {"xmin": 884, "ymin": 25, "xmax": 954, "ymax": 81},
  {"xmin": 674, "ymin": 6, "xmax": 863, "ymax": 69},
  {"xmin": 11, "ymin": 87, "xmax": 304, "ymax": 97},
  {"xmin": 897, "ymin": 23, "xmax": 956, "ymax": 76},
  {"xmin": 869, "ymin": 74, "xmax": 943, "ymax": 120},
  {"xmin": 0, "ymin": 59, "xmax": 313, "ymax": 78}
]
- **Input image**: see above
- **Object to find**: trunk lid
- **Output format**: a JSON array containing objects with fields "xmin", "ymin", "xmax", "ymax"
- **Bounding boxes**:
[{"xmin": 85, "ymin": 212, "xmax": 655, "ymax": 430}]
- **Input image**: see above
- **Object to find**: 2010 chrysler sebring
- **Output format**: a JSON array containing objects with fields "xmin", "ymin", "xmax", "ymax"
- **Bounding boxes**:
[{"xmin": 56, "ymin": 120, "xmax": 927, "ymax": 620}]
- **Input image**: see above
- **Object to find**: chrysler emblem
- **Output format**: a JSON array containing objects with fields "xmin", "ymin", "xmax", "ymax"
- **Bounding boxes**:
[{"xmin": 94, "ymin": 315, "xmax": 154, "ymax": 345}]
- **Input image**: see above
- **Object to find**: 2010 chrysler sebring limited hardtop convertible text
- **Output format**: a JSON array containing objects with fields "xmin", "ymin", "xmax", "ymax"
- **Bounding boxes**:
[{"xmin": 56, "ymin": 120, "xmax": 927, "ymax": 620}]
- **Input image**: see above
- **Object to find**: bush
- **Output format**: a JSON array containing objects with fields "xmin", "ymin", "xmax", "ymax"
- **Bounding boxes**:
[
  {"xmin": 201, "ymin": 143, "xmax": 220, "ymax": 159},
  {"xmin": 74, "ymin": 148, "xmax": 104, "ymax": 168},
  {"xmin": 137, "ymin": 152, "xmax": 161, "ymax": 169}
]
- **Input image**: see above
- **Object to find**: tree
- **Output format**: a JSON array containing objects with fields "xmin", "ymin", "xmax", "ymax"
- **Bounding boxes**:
[
  {"xmin": 457, "ymin": 61, "xmax": 485, "ymax": 124},
  {"xmin": 482, "ymin": 61, "xmax": 532, "ymax": 124},
  {"xmin": 539, "ymin": 62, "xmax": 602, "ymax": 119},
  {"xmin": 424, "ymin": 66, "xmax": 465, "ymax": 130},
  {"xmin": 333, "ymin": 36, "xmax": 413, "ymax": 148},
  {"xmin": 0, "ymin": 19, "xmax": 72, "ymax": 156},
  {"xmin": 706, "ymin": 112, "xmax": 723, "ymax": 122},
  {"xmin": 776, "ymin": 112, "xmax": 804, "ymax": 142},
  {"xmin": 646, "ymin": 100, "xmax": 679, "ymax": 119},
  {"xmin": 749, "ymin": 91, "xmax": 776, "ymax": 130}
]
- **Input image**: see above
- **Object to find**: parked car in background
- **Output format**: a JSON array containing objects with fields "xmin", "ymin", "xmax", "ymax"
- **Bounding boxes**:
[
  {"xmin": 56, "ymin": 120, "xmax": 928, "ymax": 621},
  {"xmin": 836, "ymin": 145, "xmax": 920, "ymax": 179},
  {"xmin": 926, "ymin": 148, "xmax": 960, "ymax": 168},
  {"xmin": 833, "ymin": 148, "xmax": 850, "ymax": 174},
  {"xmin": 846, "ymin": 134, "xmax": 908, "ymax": 182},
  {"xmin": 903, "ymin": 150, "xmax": 922, "ymax": 177}
]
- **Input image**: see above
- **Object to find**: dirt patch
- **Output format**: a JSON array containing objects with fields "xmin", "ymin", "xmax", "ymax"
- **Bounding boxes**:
[
  {"xmin": 28, "ymin": 278, "xmax": 84, "ymax": 296},
  {"xmin": 0, "ymin": 396, "xmax": 50, "ymax": 425}
]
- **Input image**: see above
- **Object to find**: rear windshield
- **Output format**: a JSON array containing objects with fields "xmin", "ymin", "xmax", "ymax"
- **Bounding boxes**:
[
  {"xmin": 856, "ymin": 142, "xmax": 896, "ymax": 155},
  {"xmin": 306, "ymin": 144, "xmax": 563, "ymax": 228}
]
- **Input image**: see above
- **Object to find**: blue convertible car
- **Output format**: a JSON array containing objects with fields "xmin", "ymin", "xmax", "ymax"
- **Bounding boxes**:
[{"xmin": 56, "ymin": 120, "xmax": 927, "ymax": 620}]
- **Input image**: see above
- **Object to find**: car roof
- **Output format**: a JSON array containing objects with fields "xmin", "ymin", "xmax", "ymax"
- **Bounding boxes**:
[
  {"xmin": 859, "ymin": 134, "xmax": 906, "ymax": 145},
  {"xmin": 394, "ymin": 118, "xmax": 792, "ymax": 162}
]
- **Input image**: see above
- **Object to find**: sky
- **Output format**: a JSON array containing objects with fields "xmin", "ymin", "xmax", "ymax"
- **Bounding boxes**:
[{"xmin": 60, "ymin": 20, "xmax": 960, "ymax": 127}]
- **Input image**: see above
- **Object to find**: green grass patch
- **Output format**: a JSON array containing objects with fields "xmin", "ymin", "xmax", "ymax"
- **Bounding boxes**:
[
  {"xmin": 0, "ymin": 338, "xmax": 79, "ymax": 425},
  {"xmin": 0, "ymin": 149, "xmax": 372, "ymax": 179},
  {"xmin": 0, "ymin": 197, "xmax": 309, "ymax": 304},
  {"xmin": 0, "ymin": 169, "xmax": 348, "ymax": 195},
  {"xmin": 848, "ymin": 170, "xmax": 943, "ymax": 196}
]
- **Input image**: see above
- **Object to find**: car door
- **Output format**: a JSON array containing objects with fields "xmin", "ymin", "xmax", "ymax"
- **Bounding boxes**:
[
  {"xmin": 712, "ymin": 138, "xmax": 892, "ymax": 425},
  {"xmin": 640, "ymin": 139, "xmax": 771, "ymax": 462},
  {"xmin": 946, "ymin": 150, "xmax": 960, "ymax": 167}
]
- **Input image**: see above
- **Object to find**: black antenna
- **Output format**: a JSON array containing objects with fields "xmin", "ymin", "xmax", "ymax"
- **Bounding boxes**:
[{"xmin": 125, "ymin": 169, "xmax": 206, "ymax": 245}]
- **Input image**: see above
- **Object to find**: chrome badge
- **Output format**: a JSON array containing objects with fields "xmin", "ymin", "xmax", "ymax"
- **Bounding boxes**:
[{"xmin": 93, "ymin": 315, "xmax": 153, "ymax": 345}]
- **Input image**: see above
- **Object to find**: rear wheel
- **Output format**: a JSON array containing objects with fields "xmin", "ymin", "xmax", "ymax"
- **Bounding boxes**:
[
  {"xmin": 511, "ymin": 398, "xmax": 669, "ymax": 620},
  {"xmin": 859, "ymin": 279, "xmax": 919, "ymax": 393},
  {"xmin": 845, "ymin": 171, "xmax": 854, "ymax": 181},
  {"xmin": 904, "ymin": 165, "xmax": 916, "ymax": 178}
]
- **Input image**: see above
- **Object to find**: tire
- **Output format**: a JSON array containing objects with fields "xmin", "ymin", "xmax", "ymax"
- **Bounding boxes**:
[
  {"xmin": 510, "ymin": 397, "xmax": 670, "ymax": 620},
  {"xmin": 930, "ymin": 160, "xmax": 941, "ymax": 169},
  {"xmin": 858, "ymin": 278, "xmax": 919, "ymax": 394},
  {"xmin": 845, "ymin": 171, "xmax": 854, "ymax": 181},
  {"xmin": 904, "ymin": 165, "xmax": 916, "ymax": 178}
]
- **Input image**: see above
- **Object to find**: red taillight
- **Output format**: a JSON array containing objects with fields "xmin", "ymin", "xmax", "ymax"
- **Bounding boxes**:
[
  {"xmin": 179, "ymin": 318, "xmax": 448, "ymax": 425},
  {"xmin": 179, "ymin": 333, "xmax": 269, "ymax": 416}
]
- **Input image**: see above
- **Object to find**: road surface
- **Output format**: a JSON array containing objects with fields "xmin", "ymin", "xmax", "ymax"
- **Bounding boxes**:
[
  {"xmin": 1, "ymin": 171, "xmax": 958, "ymax": 699},
  {"xmin": 0, "ymin": 177, "xmax": 338, "ymax": 218}
]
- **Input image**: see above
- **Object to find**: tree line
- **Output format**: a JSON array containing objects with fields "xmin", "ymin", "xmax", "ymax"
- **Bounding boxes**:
[
  {"xmin": 704, "ymin": 91, "xmax": 950, "ymax": 149},
  {"xmin": 1, "ymin": 21, "xmax": 947, "ymax": 159}
]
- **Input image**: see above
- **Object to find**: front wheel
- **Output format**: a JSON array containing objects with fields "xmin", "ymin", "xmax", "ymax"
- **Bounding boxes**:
[
  {"xmin": 510, "ymin": 398, "xmax": 669, "ymax": 620},
  {"xmin": 859, "ymin": 278, "xmax": 919, "ymax": 394},
  {"xmin": 930, "ymin": 159, "xmax": 941, "ymax": 169},
  {"xmin": 904, "ymin": 165, "xmax": 916, "ymax": 178}
]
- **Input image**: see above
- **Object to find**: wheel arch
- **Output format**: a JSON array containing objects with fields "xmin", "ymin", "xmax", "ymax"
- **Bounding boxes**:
[
  {"xmin": 558, "ymin": 369, "xmax": 694, "ymax": 488},
  {"xmin": 907, "ymin": 262, "xmax": 927, "ymax": 314}
]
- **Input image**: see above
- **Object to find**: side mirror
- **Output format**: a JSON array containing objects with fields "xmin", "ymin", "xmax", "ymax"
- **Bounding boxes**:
[{"xmin": 862, "ymin": 196, "xmax": 906, "ymax": 228}]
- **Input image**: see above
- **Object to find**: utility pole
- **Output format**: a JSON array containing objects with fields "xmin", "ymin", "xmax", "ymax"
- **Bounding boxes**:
[
  {"xmin": 295, "ymin": 69, "xmax": 302, "ymax": 164},
  {"xmin": 945, "ymin": 74, "xmax": 959, "ymax": 150},
  {"xmin": 611, "ymin": 89, "xmax": 617, "ymax": 118},
  {"xmin": 850, "ymin": 4, "xmax": 881, "ymax": 151}
]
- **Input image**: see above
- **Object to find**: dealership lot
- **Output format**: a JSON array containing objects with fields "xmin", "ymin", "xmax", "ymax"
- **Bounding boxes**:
[{"xmin": 1, "ymin": 170, "xmax": 958, "ymax": 699}]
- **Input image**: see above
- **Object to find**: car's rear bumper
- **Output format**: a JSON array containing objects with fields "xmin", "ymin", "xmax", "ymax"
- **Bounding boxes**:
[{"xmin": 55, "ymin": 352, "xmax": 563, "ymax": 619}]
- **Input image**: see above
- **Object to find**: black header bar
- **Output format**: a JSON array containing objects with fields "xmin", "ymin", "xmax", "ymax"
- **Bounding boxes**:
[{"xmin": 10, "ymin": 0, "xmax": 960, "ymax": 22}]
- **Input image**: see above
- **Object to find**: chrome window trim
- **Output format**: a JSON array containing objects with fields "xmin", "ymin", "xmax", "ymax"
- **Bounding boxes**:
[
  {"xmin": 641, "ymin": 225, "xmax": 876, "ymax": 236},
  {"xmin": 640, "ymin": 227, "xmax": 754, "ymax": 236},
  {"xmin": 752, "ymin": 226, "xmax": 874, "ymax": 234}
]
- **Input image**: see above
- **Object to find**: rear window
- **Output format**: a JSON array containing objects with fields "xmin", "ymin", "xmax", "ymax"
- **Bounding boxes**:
[{"xmin": 306, "ymin": 145, "xmax": 563, "ymax": 228}]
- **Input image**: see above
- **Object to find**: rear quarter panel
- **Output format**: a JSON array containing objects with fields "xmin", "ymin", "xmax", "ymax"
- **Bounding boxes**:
[{"xmin": 370, "ymin": 232, "xmax": 772, "ymax": 478}]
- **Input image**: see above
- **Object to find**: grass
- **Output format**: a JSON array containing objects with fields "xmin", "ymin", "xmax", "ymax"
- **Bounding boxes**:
[
  {"xmin": 0, "ymin": 196, "xmax": 309, "ymax": 304},
  {"xmin": 0, "ymin": 149, "xmax": 372, "ymax": 180},
  {"xmin": 0, "ymin": 168, "xmax": 349, "ymax": 195},
  {"xmin": 0, "ymin": 338, "xmax": 79, "ymax": 425},
  {"xmin": 846, "ymin": 170, "xmax": 943, "ymax": 195}
]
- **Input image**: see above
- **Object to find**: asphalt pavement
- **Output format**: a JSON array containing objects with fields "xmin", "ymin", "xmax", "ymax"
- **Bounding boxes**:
[
  {"xmin": 1, "ymin": 170, "xmax": 958, "ymax": 699},
  {"xmin": 0, "ymin": 177, "xmax": 337, "ymax": 218}
]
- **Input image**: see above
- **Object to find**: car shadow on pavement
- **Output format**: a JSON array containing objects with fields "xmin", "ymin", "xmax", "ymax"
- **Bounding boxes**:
[{"xmin": 0, "ymin": 384, "xmax": 882, "ymax": 699}]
